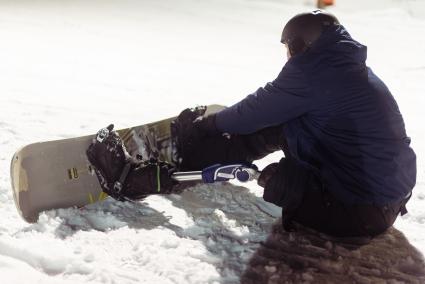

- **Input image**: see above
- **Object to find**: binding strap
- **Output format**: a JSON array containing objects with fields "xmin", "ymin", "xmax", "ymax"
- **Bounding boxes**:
[
  {"xmin": 113, "ymin": 161, "xmax": 133, "ymax": 194},
  {"xmin": 156, "ymin": 165, "xmax": 161, "ymax": 192}
]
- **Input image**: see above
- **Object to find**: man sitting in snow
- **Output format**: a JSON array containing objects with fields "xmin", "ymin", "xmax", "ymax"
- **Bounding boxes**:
[{"xmin": 87, "ymin": 10, "xmax": 416, "ymax": 240}]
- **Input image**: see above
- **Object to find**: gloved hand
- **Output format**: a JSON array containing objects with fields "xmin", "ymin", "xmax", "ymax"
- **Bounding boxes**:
[
  {"xmin": 192, "ymin": 113, "xmax": 219, "ymax": 137},
  {"xmin": 86, "ymin": 125, "xmax": 176, "ymax": 201},
  {"xmin": 257, "ymin": 162, "xmax": 279, "ymax": 188},
  {"xmin": 259, "ymin": 158, "xmax": 313, "ymax": 231},
  {"xmin": 171, "ymin": 106, "xmax": 221, "ymax": 170},
  {"xmin": 171, "ymin": 106, "xmax": 218, "ymax": 143}
]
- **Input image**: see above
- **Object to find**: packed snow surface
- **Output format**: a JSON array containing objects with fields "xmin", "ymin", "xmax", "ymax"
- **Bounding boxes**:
[{"xmin": 1, "ymin": 0, "xmax": 425, "ymax": 283}]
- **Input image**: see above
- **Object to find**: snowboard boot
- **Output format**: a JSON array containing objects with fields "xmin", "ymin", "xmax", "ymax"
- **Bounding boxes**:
[{"xmin": 86, "ymin": 124, "xmax": 177, "ymax": 201}]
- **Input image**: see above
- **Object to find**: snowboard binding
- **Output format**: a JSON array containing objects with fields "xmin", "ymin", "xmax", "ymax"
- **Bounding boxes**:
[{"xmin": 86, "ymin": 124, "xmax": 176, "ymax": 201}]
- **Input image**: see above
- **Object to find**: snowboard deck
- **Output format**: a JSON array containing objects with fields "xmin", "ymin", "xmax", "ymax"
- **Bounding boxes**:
[{"xmin": 10, "ymin": 105, "xmax": 225, "ymax": 223}]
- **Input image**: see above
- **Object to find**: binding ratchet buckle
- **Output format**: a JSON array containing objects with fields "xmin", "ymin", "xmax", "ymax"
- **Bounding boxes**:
[{"xmin": 96, "ymin": 124, "xmax": 114, "ymax": 143}]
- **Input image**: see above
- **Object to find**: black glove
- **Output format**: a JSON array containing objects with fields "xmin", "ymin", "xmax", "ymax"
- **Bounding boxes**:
[
  {"xmin": 257, "ymin": 162, "xmax": 279, "ymax": 188},
  {"xmin": 86, "ymin": 124, "xmax": 176, "ymax": 201},
  {"xmin": 171, "ymin": 106, "xmax": 218, "ymax": 143},
  {"xmin": 193, "ymin": 113, "xmax": 219, "ymax": 137},
  {"xmin": 260, "ymin": 158, "xmax": 313, "ymax": 231},
  {"xmin": 171, "ymin": 106, "xmax": 221, "ymax": 170},
  {"xmin": 261, "ymin": 158, "xmax": 306, "ymax": 209}
]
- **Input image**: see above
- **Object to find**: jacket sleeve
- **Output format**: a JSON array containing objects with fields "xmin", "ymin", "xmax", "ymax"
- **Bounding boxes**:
[{"xmin": 215, "ymin": 62, "xmax": 312, "ymax": 135}]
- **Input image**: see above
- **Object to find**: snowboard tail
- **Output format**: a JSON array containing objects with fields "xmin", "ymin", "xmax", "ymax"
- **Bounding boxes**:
[{"xmin": 10, "ymin": 105, "xmax": 225, "ymax": 223}]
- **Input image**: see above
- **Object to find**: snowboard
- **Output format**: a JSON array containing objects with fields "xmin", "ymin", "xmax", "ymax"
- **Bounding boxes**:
[{"xmin": 10, "ymin": 105, "xmax": 225, "ymax": 223}]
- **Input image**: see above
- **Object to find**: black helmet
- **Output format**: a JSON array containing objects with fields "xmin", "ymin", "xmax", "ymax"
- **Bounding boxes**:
[{"xmin": 281, "ymin": 10, "xmax": 340, "ymax": 56}]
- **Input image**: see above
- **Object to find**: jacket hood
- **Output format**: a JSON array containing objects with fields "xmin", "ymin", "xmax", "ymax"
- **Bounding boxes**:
[{"xmin": 295, "ymin": 25, "xmax": 368, "ymax": 69}]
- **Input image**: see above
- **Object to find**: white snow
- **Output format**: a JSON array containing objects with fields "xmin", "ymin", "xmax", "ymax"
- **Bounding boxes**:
[{"xmin": 0, "ymin": 0, "xmax": 424, "ymax": 283}]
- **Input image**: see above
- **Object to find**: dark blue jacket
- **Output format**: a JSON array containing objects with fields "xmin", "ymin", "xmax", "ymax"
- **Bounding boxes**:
[{"xmin": 215, "ymin": 25, "xmax": 416, "ymax": 205}]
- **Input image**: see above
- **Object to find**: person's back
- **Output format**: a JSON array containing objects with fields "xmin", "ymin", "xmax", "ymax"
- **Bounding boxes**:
[{"xmin": 283, "ymin": 24, "xmax": 416, "ymax": 205}]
